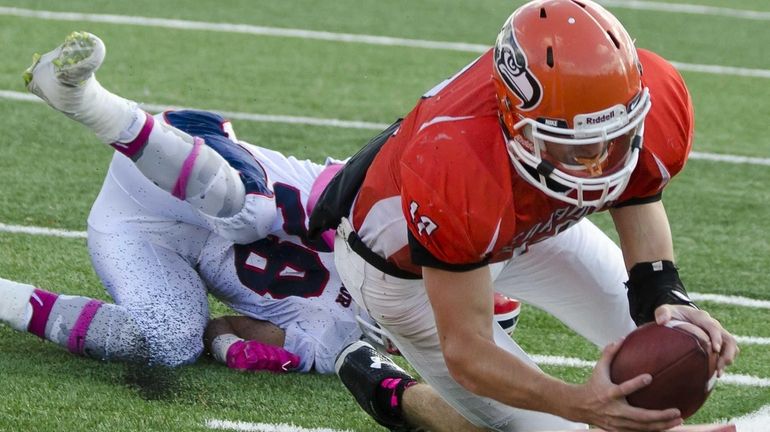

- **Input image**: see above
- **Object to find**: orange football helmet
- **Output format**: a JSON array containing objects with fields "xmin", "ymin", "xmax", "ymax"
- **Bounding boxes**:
[{"xmin": 493, "ymin": 0, "xmax": 651, "ymax": 207}]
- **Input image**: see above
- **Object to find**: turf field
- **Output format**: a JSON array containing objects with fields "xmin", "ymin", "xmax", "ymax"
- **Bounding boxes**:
[{"xmin": 1, "ymin": 1, "xmax": 769, "ymax": 431}]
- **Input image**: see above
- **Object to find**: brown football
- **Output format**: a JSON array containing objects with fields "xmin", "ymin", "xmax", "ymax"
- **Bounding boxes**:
[{"xmin": 609, "ymin": 321, "xmax": 719, "ymax": 419}]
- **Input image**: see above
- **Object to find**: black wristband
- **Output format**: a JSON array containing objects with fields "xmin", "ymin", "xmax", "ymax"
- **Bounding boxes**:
[{"xmin": 625, "ymin": 260, "xmax": 698, "ymax": 326}]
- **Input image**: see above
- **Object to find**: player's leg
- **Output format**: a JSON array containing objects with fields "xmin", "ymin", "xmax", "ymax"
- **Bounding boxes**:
[
  {"xmin": 336, "ymin": 340, "xmax": 488, "ymax": 432},
  {"xmin": 24, "ymin": 32, "xmax": 246, "ymax": 220},
  {"xmin": 495, "ymin": 218, "xmax": 635, "ymax": 347},
  {"xmin": 334, "ymin": 221, "xmax": 584, "ymax": 431},
  {"xmin": 0, "ymin": 223, "xmax": 209, "ymax": 367},
  {"xmin": 401, "ymin": 383, "xmax": 490, "ymax": 432},
  {"xmin": 0, "ymin": 276, "xmax": 149, "ymax": 361},
  {"xmin": 87, "ymin": 226, "xmax": 211, "ymax": 366}
]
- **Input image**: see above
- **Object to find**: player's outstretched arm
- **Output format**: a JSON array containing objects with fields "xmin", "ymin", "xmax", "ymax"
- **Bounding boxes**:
[
  {"xmin": 610, "ymin": 201, "xmax": 739, "ymax": 374},
  {"xmin": 422, "ymin": 266, "xmax": 684, "ymax": 430},
  {"xmin": 205, "ymin": 316, "xmax": 300, "ymax": 373}
]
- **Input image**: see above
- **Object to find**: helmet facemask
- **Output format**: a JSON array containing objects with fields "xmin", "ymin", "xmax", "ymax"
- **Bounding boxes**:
[{"xmin": 506, "ymin": 88, "xmax": 651, "ymax": 208}]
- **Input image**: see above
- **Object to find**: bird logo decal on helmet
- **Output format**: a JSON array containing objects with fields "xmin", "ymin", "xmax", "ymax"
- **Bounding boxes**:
[{"xmin": 493, "ymin": 19, "xmax": 542, "ymax": 111}]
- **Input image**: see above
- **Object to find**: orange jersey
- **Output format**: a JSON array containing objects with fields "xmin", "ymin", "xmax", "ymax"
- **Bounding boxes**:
[{"xmin": 350, "ymin": 49, "xmax": 693, "ymax": 275}]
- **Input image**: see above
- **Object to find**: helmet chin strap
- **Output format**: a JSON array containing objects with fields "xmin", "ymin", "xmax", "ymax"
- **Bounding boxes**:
[{"xmin": 574, "ymin": 155, "xmax": 605, "ymax": 176}]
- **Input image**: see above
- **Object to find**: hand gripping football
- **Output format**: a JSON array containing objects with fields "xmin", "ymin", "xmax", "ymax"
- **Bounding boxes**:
[{"xmin": 610, "ymin": 321, "xmax": 719, "ymax": 419}]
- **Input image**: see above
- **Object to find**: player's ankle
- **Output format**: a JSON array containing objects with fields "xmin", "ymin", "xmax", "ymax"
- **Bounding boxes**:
[
  {"xmin": 374, "ymin": 376, "xmax": 418, "ymax": 420},
  {"xmin": 109, "ymin": 110, "xmax": 153, "ymax": 157},
  {"xmin": 81, "ymin": 79, "xmax": 140, "ymax": 144}
]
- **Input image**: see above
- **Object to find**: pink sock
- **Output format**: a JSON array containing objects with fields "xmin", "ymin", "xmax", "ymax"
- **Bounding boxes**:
[{"xmin": 26, "ymin": 289, "xmax": 58, "ymax": 338}]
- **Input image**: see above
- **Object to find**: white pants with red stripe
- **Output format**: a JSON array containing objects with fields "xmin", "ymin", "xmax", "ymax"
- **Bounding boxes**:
[{"xmin": 334, "ymin": 217, "xmax": 636, "ymax": 431}]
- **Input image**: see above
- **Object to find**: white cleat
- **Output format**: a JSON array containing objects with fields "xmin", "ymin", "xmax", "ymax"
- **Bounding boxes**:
[
  {"xmin": 24, "ymin": 31, "xmax": 137, "ymax": 143},
  {"xmin": 24, "ymin": 31, "xmax": 106, "ymax": 115},
  {"xmin": 0, "ymin": 278, "xmax": 35, "ymax": 332}
]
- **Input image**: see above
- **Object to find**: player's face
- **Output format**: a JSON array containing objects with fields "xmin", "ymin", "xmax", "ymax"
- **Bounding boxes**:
[{"xmin": 539, "ymin": 128, "xmax": 636, "ymax": 179}]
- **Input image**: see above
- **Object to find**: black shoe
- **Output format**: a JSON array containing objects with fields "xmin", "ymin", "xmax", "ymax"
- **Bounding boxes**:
[{"xmin": 335, "ymin": 340, "xmax": 416, "ymax": 431}]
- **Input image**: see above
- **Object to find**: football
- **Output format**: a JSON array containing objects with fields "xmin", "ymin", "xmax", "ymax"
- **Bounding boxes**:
[{"xmin": 610, "ymin": 321, "xmax": 719, "ymax": 419}]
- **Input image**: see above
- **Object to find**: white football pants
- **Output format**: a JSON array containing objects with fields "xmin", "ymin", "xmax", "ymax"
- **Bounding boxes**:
[{"xmin": 334, "ymin": 217, "xmax": 636, "ymax": 431}]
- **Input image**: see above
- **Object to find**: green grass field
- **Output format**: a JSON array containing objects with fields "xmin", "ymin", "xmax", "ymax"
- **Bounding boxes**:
[{"xmin": 0, "ymin": 1, "xmax": 769, "ymax": 431}]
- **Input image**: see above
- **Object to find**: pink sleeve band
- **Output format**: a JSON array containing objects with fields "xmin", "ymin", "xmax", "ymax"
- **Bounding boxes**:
[
  {"xmin": 110, "ymin": 111, "xmax": 154, "ymax": 158},
  {"xmin": 66, "ymin": 300, "xmax": 104, "ymax": 355},
  {"xmin": 172, "ymin": 137, "xmax": 204, "ymax": 200}
]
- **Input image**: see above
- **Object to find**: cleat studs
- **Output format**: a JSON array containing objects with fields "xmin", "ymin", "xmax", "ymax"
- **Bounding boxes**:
[{"xmin": 23, "ymin": 53, "xmax": 42, "ymax": 86}]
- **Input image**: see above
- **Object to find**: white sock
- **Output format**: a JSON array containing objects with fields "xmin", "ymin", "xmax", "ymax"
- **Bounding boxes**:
[
  {"xmin": 0, "ymin": 278, "xmax": 35, "ymax": 331},
  {"xmin": 210, "ymin": 334, "xmax": 243, "ymax": 364},
  {"xmin": 64, "ymin": 76, "xmax": 139, "ymax": 144}
]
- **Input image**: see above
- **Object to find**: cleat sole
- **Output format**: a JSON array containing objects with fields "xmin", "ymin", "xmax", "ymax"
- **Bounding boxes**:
[{"xmin": 23, "ymin": 53, "xmax": 41, "ymax": 87}]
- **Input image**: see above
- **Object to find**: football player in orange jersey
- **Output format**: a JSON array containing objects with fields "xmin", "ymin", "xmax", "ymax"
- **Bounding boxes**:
[{"xmin": 313, "ymin": 0, "xmax": 739, "ymax": 430}]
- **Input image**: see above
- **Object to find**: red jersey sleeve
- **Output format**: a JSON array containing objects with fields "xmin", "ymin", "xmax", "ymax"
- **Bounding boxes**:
[
  {"xmin": 617, "ymin": 49, "xmax": 695, "ymax": 203},
  {"xmin": 399, "ymin": 120, "xmax": 512, "ymax": 266}
]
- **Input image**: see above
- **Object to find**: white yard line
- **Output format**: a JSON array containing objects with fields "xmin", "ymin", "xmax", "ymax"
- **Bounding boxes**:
[
  {"xmin": 597, "ymin": 0, "xmax": 770, "ymax": 21},
  {"xmin": 5, "ymin": 221, "xmax": 770, "ymax": 339},
  {"xmin": 207, "ymin": 405, "xmax": 770, "ymax": 432},
  {"xmin": 0, "ymin": 222, "xmax": 87, "ymax": 239},
  {"xmin": 2, "ymin": 7, "xmax": 770, "ymax": 79},
  {"xmin": 4, "ymin": 216, "xmax": 770, "ymax": 319},
  {"xmin": 728, "ymin": 404, "xmax": 770, "ymax": 432},
  {"xmin": 206, "ymin": 419, "xmax": 352, "ymax": 432},
  {"xmin": 3, "ymin": 90, "xmax": 770, "ymax": 167},
  {"xmin": 690, "ymin": 151, "xmax": 770, "ymax": 167},
  {"xmin": 0, "ymin": 7, "xmax": 488, "ymax": 52},
  {"xmin": 531, "ymin": 355, "xmax": 770, "ymax": 387},
  {"xmin": 690, "ymin": 293, "xmax": 770, "ymax": 310},
  {"xmin": 669, "ymin": 62, "xmax": 770, "ymax": 79},
  {"xmin": 0, "ymin": 90, "xmax": 390, "ymax": 131},
  {"xmin": 734, "ymin": 335, "xmax": 770, "ymax": 346},
  {"xmin": 204, "ymin": 395, "xmax": 770, "ymax": 432}
]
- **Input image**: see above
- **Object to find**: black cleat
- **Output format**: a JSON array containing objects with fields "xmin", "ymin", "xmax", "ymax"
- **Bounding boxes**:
[{"xmin": 335, "ymin": 340, "xmax": 416, "ymax": 431}]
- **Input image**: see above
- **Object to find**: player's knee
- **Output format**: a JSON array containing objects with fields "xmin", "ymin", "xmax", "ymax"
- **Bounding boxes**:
[
  {"xmin": 185, "ymin": 147, "xmax": 245, "ymax": 218},
  {"xmin": 146, "ymin": 327, "xmax": 205, "ymax": 367}
]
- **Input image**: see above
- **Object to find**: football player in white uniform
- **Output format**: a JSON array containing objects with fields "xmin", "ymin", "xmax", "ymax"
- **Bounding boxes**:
[{"xmin": 0, "ymin": 31, "xmax": 361, "ymax": 373}]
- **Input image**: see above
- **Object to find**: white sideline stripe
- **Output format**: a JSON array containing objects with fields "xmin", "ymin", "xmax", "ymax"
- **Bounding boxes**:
[
  {"xmin": 205, "ymin": 406, "xmax": 770, "ymax": 432},
  {"xmin": 205, "ymin": 419, "xmax": 352, "ymax": 432},
  {"xmin": 597, "ymin": 0, "xmax": 770, "ymax": 21},
  {"xmin": 5, "ymin": 221, "xmax": 770, "ymax": 321},
  {"xmin": 728, "ymin": 405, "xmax": 770, "ymax": 432},
  {"xmin": 4, "ymin": 219, "xmax": 770, "ymax": 341},
  {"xmin": 734, "ymin": 335, "xmax": 770, "ymax": 346},
  {"xmin": 689, "ymin": 151, "xmax": 770, "ymax": 167},
  {"xmin": 2, "ymin": 7, "xmax": 770, "ymax": 79},
  {"xmin": 531, "ymin": 355, "xmax": 770, "ymax": 387},
  {"xmin": 0, "ymin": 90, "xmax": 390, "ymax": 131},
  {"xmin": 0, "ymin": 222, "xmax": 86, "ymax": 239},
  {"xmin": 690, "ymin": 293, "xmax": 770, "ymax": 310},
  {"xmin": 2, "ymin": 90, "xmax": 770, "ymax": 167},
  {"xmin": 670, "ymin": 62, "xmax": 770, "ymax": 79},
  {"xmin": 3, "ymin": 222, "xmax": 770, "ymax": 310},
  {"xmin": 531, "ymin": 354, "xmax": 595, "ymax": 368},
  {"xmin": 193, "ymin": 107, "xmax": 389, "ymax": 131},
  {"xmin": 0, "ymin": 7, "xmax": 486, "ymax": 53}
]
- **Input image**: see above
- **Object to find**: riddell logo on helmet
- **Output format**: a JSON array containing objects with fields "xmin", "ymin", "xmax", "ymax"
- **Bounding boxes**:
[{"xmin": 585, "ymin": 111, "xmax": 615, "ymax": 125}]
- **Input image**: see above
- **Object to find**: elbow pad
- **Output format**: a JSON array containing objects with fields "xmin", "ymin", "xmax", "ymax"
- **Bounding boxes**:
[{"xmin": 625, "ymin": 260, "xmax": 698, "ymax": 326}]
